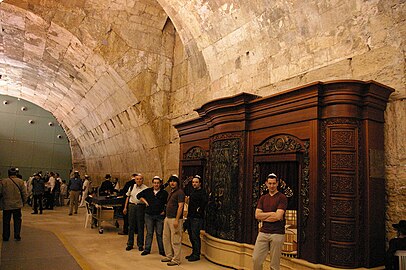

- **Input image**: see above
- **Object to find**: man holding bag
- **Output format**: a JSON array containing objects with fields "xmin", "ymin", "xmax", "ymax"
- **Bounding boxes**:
[{"xmin": 0, "ymin": 168, "xmax": 28, "ymax": 241}]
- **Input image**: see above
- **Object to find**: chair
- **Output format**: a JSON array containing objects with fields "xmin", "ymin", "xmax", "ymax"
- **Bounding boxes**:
[
  {"xmin": 395, "ymin": 250, "xmax": 406, "ymax": 270},
  {"xmin": 84, "ymin": 201, "xmax": 93, "ymax": 228}
]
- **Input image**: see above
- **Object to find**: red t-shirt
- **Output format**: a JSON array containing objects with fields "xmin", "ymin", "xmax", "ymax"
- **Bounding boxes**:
[{"xmin": 257, "ymin": 192, "xmax": 288, "ymax": 234}]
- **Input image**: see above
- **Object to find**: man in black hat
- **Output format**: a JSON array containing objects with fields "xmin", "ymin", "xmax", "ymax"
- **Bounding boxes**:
[
  {"xmin": 386, "ymin": 220, "xmax": 406, "ymax": 270},
  {"xmin": 0, "ymin": 168, "xmax": 28, "ymax": 241},
  {"xmin": 99, "ymin": 174, "xmax": 115, "ymax": 196}
]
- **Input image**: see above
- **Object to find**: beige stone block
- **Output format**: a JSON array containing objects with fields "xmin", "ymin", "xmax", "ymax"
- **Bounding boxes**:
[
  {"xmin": 301, "ymin": 58, "xmax": 352, "ymax": 84},
  {"xmin": 270, "ymin": 65, "xmax": 289, "ymax": 84},
  {"xmin": 385, "ymin": 100, "xmax": 406, "ymax": 165}
]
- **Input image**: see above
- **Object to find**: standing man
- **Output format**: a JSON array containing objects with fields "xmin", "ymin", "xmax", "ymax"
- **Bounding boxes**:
[
  {"xmin": 118, "ymin": 174, "xmax": 137, "ymax": 235},
  {"xmin": 185, "ymin": 175, "xmax": 208, "ymax": 262},
  {"xmin": 79, "ymin": 175, "xmax": 91, "ymax": 207},
  {"xmin": 123, "ymin": 173, "xmax": 148, "ymax": 251},
  {"xmin": 99, "ymin": 174, "xmax": 114, "ymax": 196},
  {"xmin": 31, "ymin": 173, "xmax": 45, "ymax": 214},
  {"xmin": 161, "ymin": 175, "xmax": 185, "ymax": 266},
  {"xmin": 252, "ymin": 173, "xmax": 287, "ymax": 270},
  {"xmin": 137, "ymin": 176, "xmax": 168, "ymax": 256},
  {"xmin": 0, "ymin": 168, "xmax": 28, "ymax": 241},
  {"xmin": 68, "ymin": 171, "xmax": 82, "ymax": 216},
  {"xmin": 45, "ymin": 172, "xmax": 56, "ymax": 210}
]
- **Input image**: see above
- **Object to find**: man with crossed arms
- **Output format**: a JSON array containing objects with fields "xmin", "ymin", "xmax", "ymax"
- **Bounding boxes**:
[{"xmin": 252, "ymin": 173, "xmax": 287, "ymax": 270}]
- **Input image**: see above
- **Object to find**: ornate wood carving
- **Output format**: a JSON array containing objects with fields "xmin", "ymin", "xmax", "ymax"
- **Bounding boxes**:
[
  {"xmin": 300, "ymin": 140, "xmax": 310, "ymax": 243},
  {"xmin": 322, "ymin": 118, "xmax": 362, "ymax": 266},
  {"xmin": 184, "ymin": 146, "xmax": 207, "ymax": 160},
  {"xmin": 331, "ymin": 221, "xmax": 355, "ymax": 242},
  {"xmin": 331, "ymin": 130, "xmax": 355, "ymax": 148},
  {"xmin": 331, "ymin": 199, "xmax": 355, "ymax": 217},
  {"xmin": 206, "ymin": 137, "xmax": 241, "ymax": 241},
  {"xmin": 331, "ymin": 175, "xmax": 355, "ymax": 194},
  {"xmin": 320, "ymin": 119, "xmax": 328, "ymax": 262},
  {"xmin": 254, "ymin": 135, "xmax": 303, "ymax": 154},
  {"xmin": 330, "ymin": 246, "xmax": 356, "ymax": 266},
  {"xmin": 252, "ymin": 135, "xmax": 310, "ymax": 248},
  {"xmin": 331, "ymin": 153, "xmax": 356, "ymax": 170},
  {"xmin": 175, "ymin": 81, "xmax": 393, "ymax": 269}
]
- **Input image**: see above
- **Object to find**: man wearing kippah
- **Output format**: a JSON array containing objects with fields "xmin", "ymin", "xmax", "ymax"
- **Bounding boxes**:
[
  {"xmin": 123, "ymin": 173, "xmax": 148, "ymax": 251},
  {"xmin": 161, "ymin": 175, "xmax": 185, "ymax": 266},
  {"xmin": 252, "ymin": 173, "xmax": 287, "ymax": 270}
]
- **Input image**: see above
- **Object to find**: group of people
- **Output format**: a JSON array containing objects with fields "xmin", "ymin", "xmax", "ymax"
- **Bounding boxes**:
[
  {"xmin": 118, "ymin": 173, "xmax": 208, "ymax": 266},
  {"xmin": 1, "ymin": 167, "xmax": 405, "ymax": 269},
  {"xmin": 27, "ymin": 171, "xmax": 68, "ymax": 214}
]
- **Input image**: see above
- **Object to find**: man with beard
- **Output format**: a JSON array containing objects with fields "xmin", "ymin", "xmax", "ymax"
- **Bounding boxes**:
[
  {"xmin": 161, "ymin": 175, "xmax": 185, "ymax": 266},
  {"xmin": 185, "ymin": 175, "xmax": 208, "ymax": 262}
]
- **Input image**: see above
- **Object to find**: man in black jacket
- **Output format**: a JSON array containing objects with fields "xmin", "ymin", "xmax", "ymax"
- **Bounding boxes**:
[
  {"xmin": 99, "ymin": 174, "xmax": 114, "ymax": 196},
  {"xmin": 118, "ymin": 174, "xmax": 136, "ymax": 235},
  {"xmin": 185, "ymin": 175, "xmax": 208, "ymax": 262},
  {"xmin": 137, "ymin": 176, "xmax": 168, "ymax": 256}
]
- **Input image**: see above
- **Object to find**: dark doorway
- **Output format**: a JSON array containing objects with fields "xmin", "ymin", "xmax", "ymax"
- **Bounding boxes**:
[{"xmin": 259, "ymin": 161, "xmax": 299, "ymax": 210}]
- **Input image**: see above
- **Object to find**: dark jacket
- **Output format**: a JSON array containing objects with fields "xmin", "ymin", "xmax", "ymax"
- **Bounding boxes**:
[
  {"xmin": 187, "ymin": 188, "xmax": 208, "ymax": 219},
  {"xmin": 99, "ymin": 180, "xmax": 114, "ymax": 195},
  {"xmin": 32, "ymin": 177, "xmax": 45, "ymax": 195},
  {"xmin": 120, "ymin": 179, "xmax": 135, "ymax": 196},
  {"xmin": 137, "ymin": 187, "xmax": 168, "ymax": 216},
  {"xmin": 68, "ymin": 177, "xmax": 82, "ymax": 192},
  {"xmin": 386, "ymin": 237, "xmax": 406, "ymax": 270}
]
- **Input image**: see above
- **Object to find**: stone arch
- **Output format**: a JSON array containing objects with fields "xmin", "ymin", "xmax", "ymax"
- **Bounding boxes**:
[{"xmin": 0, "ymin": 3, "xmax": 164, "ymax": 179}]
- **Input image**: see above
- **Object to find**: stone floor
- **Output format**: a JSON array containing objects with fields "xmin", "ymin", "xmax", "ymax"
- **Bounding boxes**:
[{"xmin": 0, "ymin": 205, "xmax": 231, "ymax": 270}]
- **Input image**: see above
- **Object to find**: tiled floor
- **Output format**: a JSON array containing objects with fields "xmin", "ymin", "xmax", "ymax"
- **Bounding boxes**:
[{"xmin": 1, "ymin": 206, "xmax": 231, "ymax": 270}]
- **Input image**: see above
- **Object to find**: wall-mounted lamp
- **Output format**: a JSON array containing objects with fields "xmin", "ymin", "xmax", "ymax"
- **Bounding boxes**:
[
  {"xmin": 28, "ymin": 120, "xmax": 34, "ymax": 124},
  {"xmin": 3, "ymin": 100, "xmax": 8, "ymax": 105},
  {"xmin": 21, "ymin": 106, "xmax": 27, "ymax": 111},
  {"xmin": 57, "ymin": 134, "xmax": 62, "ymax": 139},
  {"xmin": 48, "ymin": 122, "xmax": 54, "ymax": 126}
]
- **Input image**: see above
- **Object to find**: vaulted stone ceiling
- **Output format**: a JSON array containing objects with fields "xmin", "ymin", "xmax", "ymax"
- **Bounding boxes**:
[
  {"xmin": 0, "ymin": 0, "xmax": 404, "ymax": 187},
  {"xmin": 0, "ymin": 0, "xmax": 178, "ymax": 177}
]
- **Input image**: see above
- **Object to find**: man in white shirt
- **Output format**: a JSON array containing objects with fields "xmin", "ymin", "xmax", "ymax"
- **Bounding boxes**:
[
  {"xmin": 123, "ymin": 173, "xmax": 148, "ymax": 251},
  {"xmin": 79, "ymin": 175, "xmax": 91, "ymax": 207}
]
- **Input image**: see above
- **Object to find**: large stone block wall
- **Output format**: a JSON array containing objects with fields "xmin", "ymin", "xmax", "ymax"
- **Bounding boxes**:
[
  {"xmin": 167, "ymin": 0, "xmax": 405, "ymax": 240},
  {"xmin": 0, "ymin": 0, "xmax": 403, "ymax": 241}
]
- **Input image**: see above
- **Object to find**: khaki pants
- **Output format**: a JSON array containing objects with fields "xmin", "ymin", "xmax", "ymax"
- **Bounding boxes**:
[
  {"xmin": 163, "ymin": 218, "xmax": 184, "ymax": 264},
  {"xmin": 252, "ymin": 232, "xmax": 284, "ymax": 270},
  {"xmin": 69, "ymin": 190, "xmax": 81, "ymax": 215}
]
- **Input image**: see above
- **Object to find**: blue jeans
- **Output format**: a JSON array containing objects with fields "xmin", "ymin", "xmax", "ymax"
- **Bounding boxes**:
[
  {"xmin": 127, "ymin": 204, "xmax": 145, "ymax": 248},
  {"xmin": 144, "ymin": 213, "xmax": 165, "ymax": 254},
  {"xmin": 188, "ymin": 218, "xmax": 204, "ymax": 257}
]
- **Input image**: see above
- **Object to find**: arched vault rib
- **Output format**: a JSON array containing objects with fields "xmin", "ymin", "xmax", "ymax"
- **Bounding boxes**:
[{"xmin": 0, "ymin": 2, "xmax": 168, "ymax": 175}]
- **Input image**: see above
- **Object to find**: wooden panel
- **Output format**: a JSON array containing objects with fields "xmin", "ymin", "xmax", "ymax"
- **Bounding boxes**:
[{"xmin": 175, "ymin": 80, "xmax": 393, "ymax": 269}]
